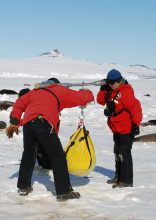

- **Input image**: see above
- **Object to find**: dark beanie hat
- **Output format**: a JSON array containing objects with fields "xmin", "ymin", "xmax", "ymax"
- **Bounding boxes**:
[
  {"xmin": 18, "ymin": 88, "xmax": 30, "ymax": 98},
  {"xmin": 48, "ymin": 78, "xmax": 60, "ymax": 83},
  {"xmin": 107, "ymin": 69, "xmax": 121, "ymax": 80}
]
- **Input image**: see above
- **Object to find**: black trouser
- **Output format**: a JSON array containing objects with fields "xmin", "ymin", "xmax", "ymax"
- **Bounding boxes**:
[
  {"xmin": 37, "ymin": 142, "xmax": 52, "ymax": 169},
  {"xmin": 17, "ymin": 117, "xmax": 72, "ymax": 195},
  {"xmin": 113, "ymin": 133, "xmax": 134, "ymax": 184}
]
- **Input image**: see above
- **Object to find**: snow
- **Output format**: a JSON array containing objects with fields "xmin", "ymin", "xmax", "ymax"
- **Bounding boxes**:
[{"xmin": 0, "ymin": 50, "xmax": 156, "ymax": 219}]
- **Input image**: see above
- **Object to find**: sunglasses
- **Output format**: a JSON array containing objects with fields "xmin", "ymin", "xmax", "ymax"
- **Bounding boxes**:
[{"xmin": 107, "ymin": 79, "xmax": 116, "ymax": 85}]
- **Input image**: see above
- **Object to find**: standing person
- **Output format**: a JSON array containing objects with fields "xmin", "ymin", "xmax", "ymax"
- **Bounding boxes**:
[
  {"xmin": 97, "ymin": 69, "xmax": 142, "ymax": 188},
  {"xmin": 6, "ymin": 78, "xmax": 94, "ymax": 201}
]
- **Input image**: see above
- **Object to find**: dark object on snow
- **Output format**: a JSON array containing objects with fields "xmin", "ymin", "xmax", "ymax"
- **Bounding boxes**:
[
  {"xmin": 140, "ymin": 122, "xmax": 151, "ymax": 127},
  {"xmin": 0, "ymin": 121, "xmax": 7, "ymax": 129},
  {"xmin": 24, "ymin": 84, "xmax": 31, "ymax": 86},
  {"xmin": 148, "ymin": 120, "xmax": 156, "ymax": 125},
  {"xmin": 0, "ymin": 101, "xmax": 14, "ymax": 111},
  {"xmin": 134, "ymin": 133, "xmax": 156, "ymax": 142},
  {"xmin": 141, "ymin": 120, "xmax": 156, "ymax": 127},
  {"xmin": 144, "ymin": 94, "xmax": 150, "ymax": 96},
  {"xmin": 0, "ymin": 89, "xmax": 18, "ymax": 95}
]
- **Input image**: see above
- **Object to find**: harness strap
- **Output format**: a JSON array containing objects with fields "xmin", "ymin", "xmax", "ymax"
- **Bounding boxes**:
[
  {"xmin": 65, "ymin": 128, "xmax": 82, "ymax": 155},
  {"xmin": 83, "ymin": 126, "xmax": 92, "ymax": 170},
  {"xmin": 39, "ymin": 88, "xmax": 60, "ymax": 109},
  {"xmin": 105, "ymin": 91, "xmax": 125, "ymax": 117}
]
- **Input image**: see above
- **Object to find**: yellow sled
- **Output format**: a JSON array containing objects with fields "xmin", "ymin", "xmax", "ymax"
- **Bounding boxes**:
[{"xmin": 64, "ymin": 123, "xmax": 96, "ymax": 177}]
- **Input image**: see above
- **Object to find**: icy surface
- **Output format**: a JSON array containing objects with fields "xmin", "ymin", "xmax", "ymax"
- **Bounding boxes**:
[{"xmin": 0, "ymin": 51, "xmax": 156, "ymax": 219}]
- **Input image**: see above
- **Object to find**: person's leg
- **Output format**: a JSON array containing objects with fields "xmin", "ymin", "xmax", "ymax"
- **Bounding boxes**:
[
  {"xmin": 107, "ymin": 133, "xmax": 120, "ymax": 184},
  {"xmin": 112, "ymin": 133, "xmax": 133, "ymax": 188},
  {"xmin": 35, "ymin": 118, "xmax": 73, "ymax": 196},
  {"xmin": 37, "ymin": 142, "xmax": 52, "ymax": 169},
  {"xmin": 17, "ymin": 121, "xmax": 38, "ymax": 190}
]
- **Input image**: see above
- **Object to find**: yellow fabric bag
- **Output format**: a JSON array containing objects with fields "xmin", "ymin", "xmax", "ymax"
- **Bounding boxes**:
[{"xmin": 64, "ymin": 123, "xmax": 96, "ymax": 177}]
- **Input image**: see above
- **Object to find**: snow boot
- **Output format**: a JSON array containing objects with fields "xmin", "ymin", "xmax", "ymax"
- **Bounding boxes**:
[
  {"xmin": 19, "ymin": 187, "xmax": 33, "ymax": 196},
  {"xmin": 107, "ymin": 177, "xmax": 118, "ymax": 184},
  {"xmin": 112, "ymin": 182, "xmax": 133, "ymax": 188},
  {"xmin": 57, "ymin": 191, "xmax": 81, "ymax": 202}
]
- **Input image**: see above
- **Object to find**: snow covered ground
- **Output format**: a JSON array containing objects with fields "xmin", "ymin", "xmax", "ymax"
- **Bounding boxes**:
[{"xmin": 0, "ymin": 51, "xmax": 156, "ymax": 219}]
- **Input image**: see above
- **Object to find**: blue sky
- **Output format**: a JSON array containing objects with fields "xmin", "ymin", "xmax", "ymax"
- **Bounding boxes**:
[{"xmin": 0, "ymin": 0, "xmax": 156, "ymax": 68}]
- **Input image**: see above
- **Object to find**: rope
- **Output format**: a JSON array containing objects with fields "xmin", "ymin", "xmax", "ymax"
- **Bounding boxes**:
[{"xmin": 0, "ymin": 128, "xmax": 7, "ymax": 132}]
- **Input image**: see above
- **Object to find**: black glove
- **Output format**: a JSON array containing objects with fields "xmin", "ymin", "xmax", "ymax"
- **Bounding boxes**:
[
  {"xmin": 100, "ymin": 84, "xmax": 110, "ymax": 91},
  {"xmin": 131, "ymin": 123, "xmax": 140, "ymax": 136},
  {"xmin": 10, "ymin": 115, "xmax": 20, "ymax": 125},
  {"xmin": 100, "ymin": 79, "xmax": 109, "ymax": 91}
]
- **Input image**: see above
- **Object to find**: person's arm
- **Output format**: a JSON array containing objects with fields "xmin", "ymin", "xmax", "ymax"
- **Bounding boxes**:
[
  {"xmin": 122, "ymin": 89, "xmax": 142, "ymax": 126},
  {"xmin": 60, "ymin": 87, "xmax": 94, "ymax": 110},
  {"xmin": 96, "ymin": 84, "xmax": 110, "ymax": 106},
  {"xmin": 10, "ymin": 90, "xmax": 32, "ymax": 123},
  {"xmin": 6, "ymin": 92, "xmax": 31, "ymax": 138}
]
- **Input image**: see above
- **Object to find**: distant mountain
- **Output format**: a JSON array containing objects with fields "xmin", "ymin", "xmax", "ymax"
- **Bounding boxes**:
[
  {"xmin": 0, "ymin": 49, "xmax": 156, "ymax": 80},
  {"xmin": 130, "ymin": 64, "xmax": 156, "ymax": 71},
  {"xmin": 39, "ymin": 49, "xmax": 64, "ymax": 57}
]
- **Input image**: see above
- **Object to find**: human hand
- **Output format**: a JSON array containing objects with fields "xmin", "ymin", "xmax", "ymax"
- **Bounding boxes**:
[
  {"xmin": 6, "ymin": 124, "xmax": 19, "ymax": 138},
  {"xmin": 131, "ymin": 123, "xmax": 140, "ymax": 136}
]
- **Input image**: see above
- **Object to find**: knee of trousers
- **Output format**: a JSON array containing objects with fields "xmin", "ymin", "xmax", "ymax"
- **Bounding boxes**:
[
  {"xmin": 118, "ymin": 151, "xmax": 132, "ymax": 163},
  {"xmin": 114, "ymin": 153, "xmax": 120, "ymax": 162}
]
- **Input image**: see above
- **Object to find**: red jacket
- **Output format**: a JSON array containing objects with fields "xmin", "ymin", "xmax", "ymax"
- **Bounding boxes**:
[
  {"xmin": 97, "ymin": 83, "xmax": 142, "ymax": 134},
  {"xmin": 11, "ymin": 84, "xmax": 94, "ymax": 133}
]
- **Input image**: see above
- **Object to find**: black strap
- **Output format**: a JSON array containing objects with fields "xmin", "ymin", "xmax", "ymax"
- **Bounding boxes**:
[
  {"xmin": 83, "ymin": 126, "xmax": 92, "ymax": 170},
  {"xmin": 39, "ymin": 88, "xmax": 60, "ymax": 109},
  {"xmin": 105, "ymin": 91, "xmax": 125, "ymax": 117},
  {"xmin": 65, "ymin": 128, "xmax": 82, "ymax": 155}
]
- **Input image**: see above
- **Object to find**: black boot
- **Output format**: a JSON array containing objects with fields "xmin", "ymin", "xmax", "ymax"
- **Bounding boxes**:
[
  {"xmin": 107, "ymin": 177, "xmax": 118, "ymax": 184},
  {"xmin": 107, "ymin": 153, "xmax": 120, "ymax": 184},
  {"xmin": 112, "ymin": 182, "xmax": 133, "ymax": 188},
  {"xmin": 19, "ymin": 187, "xmax": 33, "ymax": 196},
  {"xmin": 57, "ymin": 191, "xmax": 81, "ymax": 202}
]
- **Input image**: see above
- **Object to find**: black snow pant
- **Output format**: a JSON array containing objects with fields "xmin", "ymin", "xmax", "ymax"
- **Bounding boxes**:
[
  {"xmin": 17, "ymin": 117, "xmax": 72, "ymax": 195},
  {"xmin": 37, "ymin": 142, "xmax": 52, "ymax": 169},
  {"xmin": 113, "ymin": 133, "xmax": 134, "ymax": 184}
]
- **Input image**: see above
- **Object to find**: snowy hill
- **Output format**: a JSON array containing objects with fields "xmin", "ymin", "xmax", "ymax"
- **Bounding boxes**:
[{"xmin": 0, "ymin": 49, "xmax": 156, "ymax": 80}]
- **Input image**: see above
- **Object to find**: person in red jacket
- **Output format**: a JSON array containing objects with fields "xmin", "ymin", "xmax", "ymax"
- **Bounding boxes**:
[
  {"xmin": 18, "ymin": 88, "xmax": 53, "ymax": 171},
  {"xmin": 97, "ymin": 69, "xmax": 142, "ymax": 188},
  {"xmin": 6, "ymin": 78, "xmax": 94, "ymax": 201}
]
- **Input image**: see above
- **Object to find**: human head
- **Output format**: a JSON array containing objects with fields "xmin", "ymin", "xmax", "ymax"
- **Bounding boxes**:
[
  {"xmin": 18, "ymin": 88, "xmax": 30, "ymax": 98},
  {"xmin": 48, "ymin": 78, "xmax": 60, "ymax": 83},
  {"xmin": 107, "ymin": 69, "xmax": 122, "ymax": 85}
]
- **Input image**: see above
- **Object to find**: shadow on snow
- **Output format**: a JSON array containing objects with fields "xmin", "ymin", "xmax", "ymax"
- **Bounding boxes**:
[{"xmin": 93, "ymin": 166, "xmax": 115, "ymax": 179}]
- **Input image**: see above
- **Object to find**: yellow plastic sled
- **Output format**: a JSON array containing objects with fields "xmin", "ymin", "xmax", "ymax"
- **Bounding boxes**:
[{"xmin": 64, "ymin": 122, "xmax": 96, "ymax": 177}]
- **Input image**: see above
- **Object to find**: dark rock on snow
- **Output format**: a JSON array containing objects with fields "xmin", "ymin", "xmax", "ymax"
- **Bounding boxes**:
[
  {"xmin": 0, "ymin": 121, "xmax": 7, "ymax": 129},
  {"xmin": 0, "ymin": 89, "xmax": 18, "ymax": 95},
  {"xmin": 0, "ymin": 101, "xmax": 14, "ymax": 111},
  {"xmin": 134, "ymin": 133, "xmax": 156, "ymax": 142}
]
